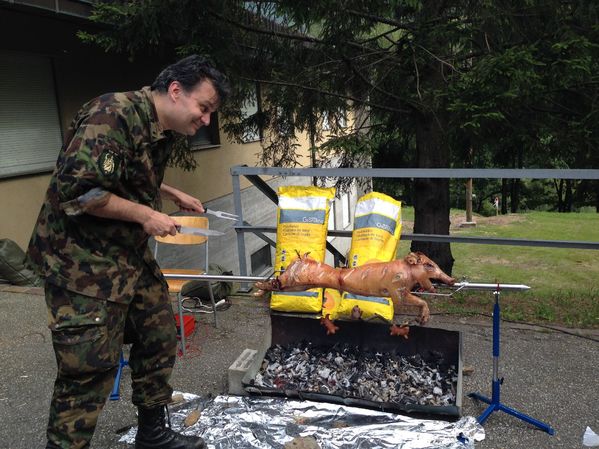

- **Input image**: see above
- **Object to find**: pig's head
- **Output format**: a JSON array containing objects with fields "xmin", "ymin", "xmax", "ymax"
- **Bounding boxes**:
[{"xmin": 404, "ymin": 252, "xmax": 455, "ymax": 291}]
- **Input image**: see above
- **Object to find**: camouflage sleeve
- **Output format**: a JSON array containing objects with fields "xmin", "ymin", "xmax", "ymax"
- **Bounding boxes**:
[
  {"xmin": 60, "ymin": 187, "xmax": 111, "ymax": 216},
  {"xmin": 56, "ymin": 108, "xmax": 130, "ymax": 215}
]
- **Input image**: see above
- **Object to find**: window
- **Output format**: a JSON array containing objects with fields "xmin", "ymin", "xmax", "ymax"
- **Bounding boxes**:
[
  {"xmin": 328, "ymin": 201, "xmax": 336, "ymax": 230},
  {"xmin": 241, "ymin": 86, "xmax": 261, "ymax": 143},
  {"xmin": 251, "ymin": 244, "xmax": 272, "ymax": 275},
  {"xmin": 341, "ymin": 193, "xmax": 351, "ymax": 228},
  {"xmin": 189, "ymin": 112, "xmax": 220, "ymax": 148},
  {"xmin": 322, "ymin": 109, "xmax": 347, "ymax": 131},
  {"xmin": 0, "ymin": 51, "xmax": 63, "ymax": 178}
]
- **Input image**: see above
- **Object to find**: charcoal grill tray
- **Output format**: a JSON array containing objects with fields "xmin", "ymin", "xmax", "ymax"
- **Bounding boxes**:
[{"xmin": 242, "ymin": 314, "xmax": 463, "ymax": 418}]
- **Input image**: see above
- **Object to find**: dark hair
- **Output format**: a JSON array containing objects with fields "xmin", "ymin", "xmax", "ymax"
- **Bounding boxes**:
[{"xmin": 151, "ymin": 55, "xmax": 230, "ymax": 103}]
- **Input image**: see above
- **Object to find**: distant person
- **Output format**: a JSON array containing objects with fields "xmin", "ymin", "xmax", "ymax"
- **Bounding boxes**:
[
  {"xmin": 27, "ymin": 55, "xmax": 229, "ymax": 449},
  {"xmin": 493, "ymin": 196, "xmax": 500, "ymax": 215}
]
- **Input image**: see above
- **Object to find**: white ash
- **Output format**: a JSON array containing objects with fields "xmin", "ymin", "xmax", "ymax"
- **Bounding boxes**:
[{"xmin": 250, "ymin": 342, "xmax": 458, "ymax": 407}]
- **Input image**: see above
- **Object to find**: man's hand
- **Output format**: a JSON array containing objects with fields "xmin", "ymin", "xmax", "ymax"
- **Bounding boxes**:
[
  {"xmin": 160, "ymin": 183, "xmax": 204, "ymax": 213},
  {"xmin": 142, "ymin": 210, "xmax": 179, "ymax": 237},
  {"xmin": 173, "ymin": 191, "xmax": 204, "ymax": 213},
  {"xmin": 87, "ymin": 184, "xmax": 204, "ymax": 236},
  {"xmin": 86, "ymin": 193, "xmax": 179, "ymax": 237}
]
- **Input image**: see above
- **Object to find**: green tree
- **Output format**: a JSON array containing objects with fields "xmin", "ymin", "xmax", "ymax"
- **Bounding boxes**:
[
  {"xmin": 446, "ymin": 1, "xmax": 599, "ymax": 212},
  {"xmin": 80, "ymin": 0, "xmax": 599, "ymax": 272}
]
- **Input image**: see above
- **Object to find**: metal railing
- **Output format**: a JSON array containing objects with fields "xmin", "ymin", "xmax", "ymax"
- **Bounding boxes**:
[{"xmin": 230, "ymin": 166, "xmax": 599, "ymax": 285}]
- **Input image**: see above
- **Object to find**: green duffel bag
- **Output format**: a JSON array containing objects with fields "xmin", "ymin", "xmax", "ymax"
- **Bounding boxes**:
[
  {"xmin": 0, "ymin": 239, "xmax": 42, "ymax": 286},
  {"xmin": 180, "ymin": 263, "xmax": 235, "ymax": 301}
]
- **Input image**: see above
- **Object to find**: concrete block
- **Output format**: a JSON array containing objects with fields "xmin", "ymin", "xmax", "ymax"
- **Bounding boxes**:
[
  {"xmin": 228, "ymin": 348, "xmax": 258, "ymax": 396},
  {"xmin": 459, "ymin": 221, "xmax": 477, "ymax": 228}
]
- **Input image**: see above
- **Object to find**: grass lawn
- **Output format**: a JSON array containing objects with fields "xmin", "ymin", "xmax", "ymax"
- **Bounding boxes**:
[{"xmin": 397, "ymin": 208, "xmax": 599, "ymax": 329}]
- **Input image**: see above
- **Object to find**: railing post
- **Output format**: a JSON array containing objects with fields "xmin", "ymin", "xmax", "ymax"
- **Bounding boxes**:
[{"xmin": 232, "ymin": 170, "xmax": 251, "ymax": 292}]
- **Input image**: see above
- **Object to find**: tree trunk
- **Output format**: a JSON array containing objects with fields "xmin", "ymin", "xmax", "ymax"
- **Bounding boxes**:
[
  {"xmin": 510, "ymin": 147, "xmax": 522, "ymax": 212},
  {"xmin": 501, "ymin": 178, "xmax": 508, "ymax": 214},
  {"xmin": 465, "ymin": 178, "xmax": 473, "ymax": 222},
  {"xmin": 410, "ymin": 0, "xmax": 453, "ymax": 275},
  {"xmin": 510, "ymin": 179, "xmax": 520, "ymax": 212},
  {"xmin": 554, "ymin": 179, "xmax": 564, "ymax": 212},
  {"xmin": 565, "ymin": 179, "xmax": 573, "ymax": 212},
  {"xmin": 411, "ymin": 112, "xmax": 454, "ymax": 275}
]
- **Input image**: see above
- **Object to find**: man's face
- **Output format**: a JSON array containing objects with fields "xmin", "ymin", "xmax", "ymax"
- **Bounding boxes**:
[{"xmin": 168, "ymin": 79, "xmax": 219, "ymax": 136}]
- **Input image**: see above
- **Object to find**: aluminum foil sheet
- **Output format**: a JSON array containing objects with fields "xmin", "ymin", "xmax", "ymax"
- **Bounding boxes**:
[{"xmin": 119, "ymin": 393, "xmax": 484, "ymax": 448}]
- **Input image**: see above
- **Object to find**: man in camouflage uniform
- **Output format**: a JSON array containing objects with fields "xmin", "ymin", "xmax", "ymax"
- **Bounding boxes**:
[{"xmin": 27, "ymin": 55, "xmax": 229, "ymax": 449}]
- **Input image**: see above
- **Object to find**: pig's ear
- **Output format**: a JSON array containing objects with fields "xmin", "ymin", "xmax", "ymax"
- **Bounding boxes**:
[
  {"xmin": 405, "ymin": 253, "xmax": 419, "ymax": 265},
  {"xmin": 415, "ymin": 251, "xmax": 427, "ymax": 262}
]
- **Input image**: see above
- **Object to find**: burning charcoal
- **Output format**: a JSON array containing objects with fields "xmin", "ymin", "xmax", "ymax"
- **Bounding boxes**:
[
  {"xmin": 318, "ymin": 367, "xmax": 331, "ymax": 379},
  {"xmin": 252, "ymin": 342, "xmax": 457, "ymax": 408}
]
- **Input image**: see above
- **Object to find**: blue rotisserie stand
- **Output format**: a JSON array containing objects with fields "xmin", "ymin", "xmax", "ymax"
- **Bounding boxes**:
[{"xmin": 465, "ymin": 284, "xmax": 554, "ymax": 435}]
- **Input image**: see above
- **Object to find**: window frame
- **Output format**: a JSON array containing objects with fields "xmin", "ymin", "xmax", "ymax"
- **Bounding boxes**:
[
  {"xmin": 240, "ymin": 83, "xmax": 262, "ymax": 143},
  {"xmin": 0, "ymin": 50, "xmax": 63, "ymax": 179},
  {"xmin": 250, "ymin": 243, "xmax": 272, "ymax": 275},
  {"xmin": 188, "ymin": 111, "xmax": 222, "ymax": 150}
]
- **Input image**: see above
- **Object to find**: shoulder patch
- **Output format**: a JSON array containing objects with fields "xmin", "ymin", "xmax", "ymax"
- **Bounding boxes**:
[{"xmin": 98, "ymin": 150, "xmax": 120, "ymax": 177}]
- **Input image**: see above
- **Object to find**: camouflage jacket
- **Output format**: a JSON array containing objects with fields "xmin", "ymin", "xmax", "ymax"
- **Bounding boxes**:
[{"xmin": 27, "ymin": 87, "xmax": 174, "ymax": 303}]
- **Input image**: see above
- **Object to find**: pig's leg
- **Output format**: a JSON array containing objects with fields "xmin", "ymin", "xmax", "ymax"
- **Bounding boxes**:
[
  {"xmin": 391, "ymin": 289, "xmax": 430, "ymax": 325},
  {"xmin": 415, "ymin": 275, "xmax": 435, "ymax": 292},
  {"xmin": 405, "ymin": 291, "xmax": 430, "ymax": 324}
]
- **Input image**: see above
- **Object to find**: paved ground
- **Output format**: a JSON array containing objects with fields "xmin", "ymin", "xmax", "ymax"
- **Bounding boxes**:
[{"xmin": 0, "ymin": 286, "xmax": 598, "ymax": 449}]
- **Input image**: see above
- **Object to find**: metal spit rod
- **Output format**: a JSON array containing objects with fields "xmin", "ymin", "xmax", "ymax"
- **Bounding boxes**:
[
  {"xmin": 163, "ymin": 273, "xmax": 268, "ymax": 283},
  {"xmin": 416, "ymin": 281, "xmax": 530, "ymax": 297},
  {"xmin": 451, "ymin": 281, "xmax": 530, "ymax": 291},
  {"xmin": 163, "ymin": 274, "xmax": 530, "ymax": 295}
]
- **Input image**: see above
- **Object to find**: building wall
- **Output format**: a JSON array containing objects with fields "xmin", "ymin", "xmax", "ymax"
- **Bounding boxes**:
[
  {"xmin": 0, "ymin": 53, "xmax": 165, "ymax": 248},
  {"xmin": 0, "ymin": 173, "xmax": 51, "ymax": 249},
  {"xmin": 0, "ymin": 2, "xmax": 356, "ymax": 278},
  {"xmin": 0, "ymin": 5, "xmax": 167, "ymax": 247},
  {"xmin": 0, "ymin": 5, "xmax": 309, "ymax": 251}
]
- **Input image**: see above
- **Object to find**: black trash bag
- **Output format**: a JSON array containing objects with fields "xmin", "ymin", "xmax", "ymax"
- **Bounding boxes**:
[
  {"xmin": 0, "ymin": 239, "xmax": 42, "ymax": 286},
  {"xmin": 180, "ymin": 263, "xmax": 235, "ymax": 301}
]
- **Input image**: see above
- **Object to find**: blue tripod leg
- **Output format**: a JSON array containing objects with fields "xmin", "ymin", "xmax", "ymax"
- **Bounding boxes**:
[
  {"xmin": 109, "ymin": 351, "xmax": 129, "ymax": 401},
  {"xmin": 468, "ymin": 290, "xmax": 554, "ymax": 435}
]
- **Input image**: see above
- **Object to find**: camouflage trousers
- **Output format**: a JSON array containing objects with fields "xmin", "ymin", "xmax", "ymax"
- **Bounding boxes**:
[{"xmin": 44, "ymin": 269, "xmax": 177, "ymax": 449}]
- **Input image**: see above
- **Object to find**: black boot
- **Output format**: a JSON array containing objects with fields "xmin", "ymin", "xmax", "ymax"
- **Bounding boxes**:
[{"xmin": 135, "ymin": 406, "xmax": 206, "ymax": 449}]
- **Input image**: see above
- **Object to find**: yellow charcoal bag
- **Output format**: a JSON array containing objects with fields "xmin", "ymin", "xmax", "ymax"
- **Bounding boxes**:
[
  {"xmin": 336, "ymin": 192, "xmax": 402, "ymax": 322},
  {"xmin": 322, "ymin": 288, "xmax": 342, "ymax": 320},
  {"xmin": 271, "ymin": 186, "xmax": 336, "ymax": 313}
]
